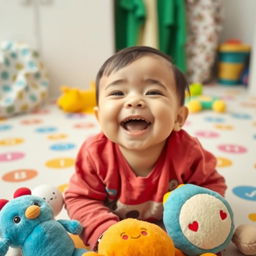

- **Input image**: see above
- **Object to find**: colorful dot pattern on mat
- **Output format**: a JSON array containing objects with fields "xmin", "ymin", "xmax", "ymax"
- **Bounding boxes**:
[{"xmin": 0, "ymin": 86, "xmax": 255, "ymax": 229}]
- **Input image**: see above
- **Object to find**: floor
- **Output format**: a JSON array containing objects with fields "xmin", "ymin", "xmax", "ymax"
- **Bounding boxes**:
[{"xmin": 0, "ymin": 85, "xmax": 255, "ymax": 255}]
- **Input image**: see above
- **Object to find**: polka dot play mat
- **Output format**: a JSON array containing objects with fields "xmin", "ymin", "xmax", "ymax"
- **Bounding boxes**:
[{"xmin": 0, "ymin": 85, "xmax": 255, "ymax": 255}]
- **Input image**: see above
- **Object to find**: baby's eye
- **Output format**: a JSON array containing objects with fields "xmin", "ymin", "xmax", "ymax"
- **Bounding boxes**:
[
  {"xmin": 109, "ymin": 91, "xmax": 124, "ymax": 96},
  {"xmin": 145, "ymin": 90, "xmax": 163, "ymax": 95}
]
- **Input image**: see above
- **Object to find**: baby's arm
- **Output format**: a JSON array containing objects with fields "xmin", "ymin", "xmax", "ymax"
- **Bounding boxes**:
[
  {"xmin": 182, "ymin": 140, "xmax": 227, "ymax": 196},
  {"xmin": 64, "ymin": 152, "xmax": 119, "ymax": 250}
]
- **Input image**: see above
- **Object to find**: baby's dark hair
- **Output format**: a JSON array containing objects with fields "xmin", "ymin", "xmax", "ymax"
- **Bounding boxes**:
[{"xmin": 95, "ymin": 46, "xmax": 189, "ymax": 105}]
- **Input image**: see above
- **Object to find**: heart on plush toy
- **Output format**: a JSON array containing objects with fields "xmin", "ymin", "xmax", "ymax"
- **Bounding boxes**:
[
  {"xmin": 220, "ymin": 210, "xmax": 227, "ymax": 220},
  {"xmin": 188, "ymin": 221, "xmax": 199, "ymax": 232}
]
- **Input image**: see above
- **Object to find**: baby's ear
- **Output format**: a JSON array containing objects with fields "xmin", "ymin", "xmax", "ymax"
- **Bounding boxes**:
[
  {"xmin": 174, "ymin": 106, "xmax": 188, "ymax": 131},
  {"xmin": 94, "ymin": 106, "xmax": 99, "ymax": 121},
  {"xmin": 0, "ymin": 238, "xmax": 10, "ymax": 255}
]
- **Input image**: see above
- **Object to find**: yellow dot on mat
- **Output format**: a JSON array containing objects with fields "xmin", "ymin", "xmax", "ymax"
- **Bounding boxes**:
[
  {"xmin": 217, "ymin": 157, "xmax": 233, "ymax": 168},
  {"xmin": 48, "ymin": 134, "xmax": 68, "ymax": 140},
  {"xmin": 0, "ymin": 137, "xmax": 24, "ymax": 146},
  {"xmin": 45, "ymin": 157, "xmax": 75, "ymax": 169},
  {"xmin": 215, "ymin": 124, "xmax": 234, "ymax": 130},
  {"xmin": 248, "ymin": 213, "xmax": 256, "ymax": 222},
  {"xmin": 58, "ymin": 184, "xmax": 68, "ymax": 193}
]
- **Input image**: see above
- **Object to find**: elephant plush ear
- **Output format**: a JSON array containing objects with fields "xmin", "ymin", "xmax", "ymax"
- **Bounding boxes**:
[
  {"xmin": 0, "ymin": 199, "xmax": 9, "ymax": 211},
  {"xmin": 0, "ymin": 237, "xmax": 10, "ymax": 255},
  {"xmin": 13, "ymin": 187, "xmax": 31, "ymax": 198}
]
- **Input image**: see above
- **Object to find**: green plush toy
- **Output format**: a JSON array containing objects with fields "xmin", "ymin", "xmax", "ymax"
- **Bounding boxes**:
[
  {"xmin": 0, "ymin": 187, "xmax": 88, "ymax": 256},
  {"xmin": 163, "ymin": 184, "xmax": 235, "ymax": 256}
]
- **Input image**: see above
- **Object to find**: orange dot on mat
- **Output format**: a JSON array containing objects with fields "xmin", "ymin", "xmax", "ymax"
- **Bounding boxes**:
[
  {"xmin": 2, "ymin": 169, "xmax": 38, "ymax": 182},
  {"xmin": 215, "ymin": 124, "xmax": 234, "ymax": 130},
  {"xmin": 58, "ymin": 184, "xmax": 68, "ymax": 192},
  {"xmin": 45, "ymin": 157, "xmax": 75, "ymax": 169},
  {"xmin": 48, "ymin": 134, "xmax": 68, "ymax": 140},
  {"xmin": 248, "ymin": 213, "xmax": 256, "ymax": 222},
  {"xmin": 0, "ymin": 138, "xmax": 24, "ymax": 146},
  {"xmin": 217, "ymin": 157, "xmax": 233, "ymax": 168}
]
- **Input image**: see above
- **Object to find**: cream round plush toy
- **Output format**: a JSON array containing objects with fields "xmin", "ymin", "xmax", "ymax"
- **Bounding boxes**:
[{"xmin": 232, "ymin": 224, "xmax": 256, "ymax": 255}]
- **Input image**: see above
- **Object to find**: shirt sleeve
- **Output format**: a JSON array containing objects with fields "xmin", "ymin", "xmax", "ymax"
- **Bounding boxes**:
[
  {"xmin": 64, "ymin": 145, "xmax": 119, "ymax": 250},
  {"xmin": 181, "ymin": 138, "xmax": 227, "ymax": 196}
]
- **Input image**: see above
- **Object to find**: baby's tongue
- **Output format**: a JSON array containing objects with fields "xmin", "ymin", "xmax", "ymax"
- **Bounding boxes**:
[{"xmin": 125, "ymin": 120, "xmax": 148, "ymax": 131}]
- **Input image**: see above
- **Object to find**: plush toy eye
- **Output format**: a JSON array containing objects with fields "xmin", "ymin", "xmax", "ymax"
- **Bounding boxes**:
[
  {"xmin": 121, "ymin": 233, "xmax": 129, "ymax": 240},
  {"xmin": 33, "ymin": 201, "xmax": 40, "ymax": 206},
  {"xmin": 13, "ymin": 216, "xmax": 21, "ymax": 223}
]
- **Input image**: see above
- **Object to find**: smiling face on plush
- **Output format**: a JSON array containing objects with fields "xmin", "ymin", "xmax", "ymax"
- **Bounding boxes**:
[{"xmin": 98, "ymin": 218, "xmax": 175, "ymax": 256}]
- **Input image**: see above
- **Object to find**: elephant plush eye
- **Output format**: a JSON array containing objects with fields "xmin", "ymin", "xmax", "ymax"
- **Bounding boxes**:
[{"xmin": 13, "ymin": 216, "xmax": 21, "ymax": 223}]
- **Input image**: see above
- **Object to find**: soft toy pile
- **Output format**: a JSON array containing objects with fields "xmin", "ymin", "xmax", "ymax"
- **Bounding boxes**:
[{"xmin": 0, "ymin": 187, "xmax": 88, "ymax": 256}]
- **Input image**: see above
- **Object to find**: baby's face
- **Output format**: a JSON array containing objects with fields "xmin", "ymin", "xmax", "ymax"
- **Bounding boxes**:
[{"xmin": 95, "ymin": 55, "xmax": 187, "ymax": 152}]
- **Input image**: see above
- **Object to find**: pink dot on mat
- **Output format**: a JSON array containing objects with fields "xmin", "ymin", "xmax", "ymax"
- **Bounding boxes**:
[
  {"xmin": 0, "ymin": 152, "xmax": 25, "ymax": 162},
  {"xmin": 195, "ymin": 131, "xmax": 220, "ymax": 138},
  {"xmin": 217, "ymin": 144, "xmax": 247, "ymax": 154}
]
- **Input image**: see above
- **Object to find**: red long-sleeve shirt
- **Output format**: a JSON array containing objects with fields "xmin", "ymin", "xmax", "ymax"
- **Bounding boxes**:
[{"xmin": 64, "ymin": 130, "xmax": 226, "ymax": 249}]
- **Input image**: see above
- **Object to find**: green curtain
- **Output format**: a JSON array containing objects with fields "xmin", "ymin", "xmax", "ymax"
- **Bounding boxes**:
[
  {"xmin": 157, "ymin": 0, "xmax": 187, "ymax": 72},
  {"xmin": 114, "ymin": 0, "xmax": 187, "ymax": 72}
]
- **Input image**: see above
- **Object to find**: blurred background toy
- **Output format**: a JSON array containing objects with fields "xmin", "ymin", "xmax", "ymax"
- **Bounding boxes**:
[
  {"xmin": 186, "ymin": 83, "xmax": 226, "ymax": 113},
  {"xmin": 218, "ymin": 39, "xmax": 251, "ymax": 85},
  {"xmin": 57, "ymin": 82, "xmax": 96, "ymax": 114},
  {"xmin": 163, "ymin": 184, "xmax": 234, "ymax": 256},
  {"xmin": 0, "ymin": 187, "xmax": 88, "ymax": 256}
]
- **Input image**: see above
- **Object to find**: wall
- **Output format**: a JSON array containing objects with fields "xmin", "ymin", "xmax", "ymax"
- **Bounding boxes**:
[
  {"xmin": 220, "ymin": 0, "xmax": 256, "ymax": 45},
  {"xmin": 0, "ymin": 0, "xmax": 114, "ymax": 99}
]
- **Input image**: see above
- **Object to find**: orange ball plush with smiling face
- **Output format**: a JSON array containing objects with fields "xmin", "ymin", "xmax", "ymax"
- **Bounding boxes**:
[{"xmin": 85, "ymin": 218, "xmax": 184, "ymax": 256}]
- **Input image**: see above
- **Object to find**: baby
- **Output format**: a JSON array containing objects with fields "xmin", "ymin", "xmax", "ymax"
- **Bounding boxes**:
[{"xmin": 64, "ymin": 46, "xmax": 226, "ymax": 250}]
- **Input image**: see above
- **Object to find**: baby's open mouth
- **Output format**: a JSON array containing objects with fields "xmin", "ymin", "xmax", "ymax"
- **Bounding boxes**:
[{"xmin": 121, "ymin": 117, "xmax": 151, "ymax": 131}]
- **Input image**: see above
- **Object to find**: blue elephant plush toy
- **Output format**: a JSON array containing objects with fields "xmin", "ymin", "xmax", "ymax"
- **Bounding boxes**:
[
  {"xmin": 163, "ymin": 184, "xmax": 235, "ymax": 256},
  {"xmin": 0, "ymin": 187, "xmax": 88, "ymax": 256}
]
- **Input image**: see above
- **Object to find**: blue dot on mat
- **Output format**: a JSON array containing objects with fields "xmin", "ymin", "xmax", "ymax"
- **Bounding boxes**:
[
  {"xmin": 0, "ymin": 124, "xmax": 12, "ymax": 131},
  {"xmin": 35, "ymin": 127, "xmax": 57, "ymax": 133},
  {"xmin": 231, "ymin": 112, "xmax": 252, "ymax": 120},
  {"xmin": 204, "ymin": 116, "xmax": 225, "ymax": 123},
  {"xmin": 232, "ymin": 186, "xmax": 256, "ymax": 201},
  {"xmin": 50, "ymin": 143, "xmax": 76, "ymax": 151}
]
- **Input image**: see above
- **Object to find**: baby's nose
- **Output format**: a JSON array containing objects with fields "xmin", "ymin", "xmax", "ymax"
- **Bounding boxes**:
[{"xmin": 125, "ymin": 98, "xmax": 145, "ymax": 108}]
